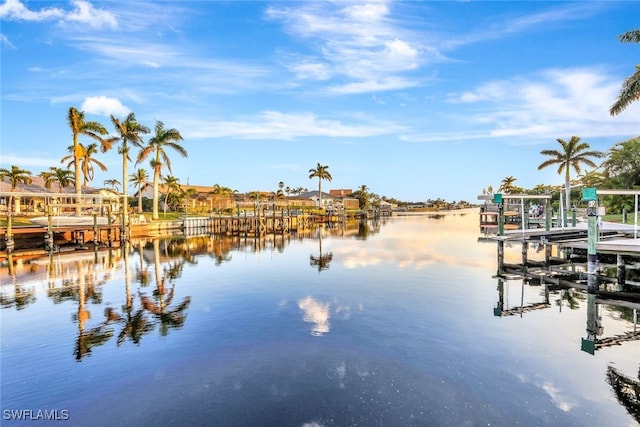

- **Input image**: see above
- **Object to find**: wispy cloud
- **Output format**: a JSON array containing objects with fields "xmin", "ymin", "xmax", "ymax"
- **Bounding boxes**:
[
  {"xmin": 178, "ymin": 111, "xmax": 404, "ymax": 140},
  {"xmin": 0, "ymin": 33, "xmax": 15, "ymax": 49},
  {"xmin": 404, "ymin": 67, "xmax": 639, "ymax": 144},
  {"xmin": 443, "ymin": 2, "xmax": 605, "ymax": 50},
  {"xmin": 266, "ymin": 0, "xmax": 427, "ymax": 94},
  {"xmin": 0, "ymin": 155, "xmax": 61, "ymax": 168},
  {"xmin": 0, "ymin": 0, "xmax": 118, "ymax": 30}
]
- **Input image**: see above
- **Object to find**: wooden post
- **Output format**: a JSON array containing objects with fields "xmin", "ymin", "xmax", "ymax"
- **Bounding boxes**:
[
  {"xmin": 497, "ymin": 239, "xmax": 504, "ymax": 275},
  {"xmin": 93, "ymin": 214, "xmax": 99, "ymax": 246},
  {"xmin": 521, "ymin": 241, "xmax": 528, "ymax": 267},
  {"xmin": 545, "ymin": 243, "xmax": 551, "ymax": 266},
  {"xmin": 498, "ymin": 202, "xmax": 504, "ymax": 236},
  {"xmin": 5, "ymin": 210, "xmax": 14, "ymax": 253},
  {"xmin": 545, "ymin": 199, "xmax": 551, "ymax": 231}
]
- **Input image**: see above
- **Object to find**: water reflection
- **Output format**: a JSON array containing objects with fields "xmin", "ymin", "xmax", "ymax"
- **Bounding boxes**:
[
  {"xmin": 309, "ymin": 227, "xmax": 333, "ymax": 272},
  {"xmin": 298, "ymin": 296, "xmax": 331, "ymax": 336},
  {"xmin": 0, "ymin": 253, "xmax": 37, "ymax": 310},
  {"xmin": 493, "ymin": 243, "xmax": 640, "ymax": 425},
  {"xmin": 607, "ymin": 364, "xmax": 640, "ymax": 423}
]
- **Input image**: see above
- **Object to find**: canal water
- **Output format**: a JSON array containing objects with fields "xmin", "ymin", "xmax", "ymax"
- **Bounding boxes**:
[{"xmin": 1, "ymin": 209, "xmax": 638, "ymax": 426}]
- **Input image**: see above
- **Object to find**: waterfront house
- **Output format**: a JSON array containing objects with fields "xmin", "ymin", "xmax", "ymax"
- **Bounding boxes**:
[{"xmin": 1, "ymin": 177, "xmax": 120, "ymax": 215}]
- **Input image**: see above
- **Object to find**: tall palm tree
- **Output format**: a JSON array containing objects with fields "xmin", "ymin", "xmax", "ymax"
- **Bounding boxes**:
[
  {"xmin": 610, "ymin": 29, "xmax": 640, "ymax": 116},
  {"xmin": 0, "ymin": 165, "xmax": 32, "ymax": 213},
  {"xmin": 308, "ymin": 163, "xmax": 332, "ymax": 208},
  {"xmin": 137, "ymin": 121, "xmax": 186, "ymax": 220},
  {"xmin": 130, "ymin": 168, "xmax": 151, "ymax": 214},
  {"xmin": 61, "ymin": 143, "xmax": 108, "ymax": 187},
  {"xmin": 40, "ymin": 167, "xmax": 75, "ymax": 193},
  {"xmin": 538, "ymin": 136, "xmax": 604, "ymax": 210},
  {"xmin": 110, "ymin": 112, "xmax": 150, "ymax": 225},
  {"xmin": 67, "ymin": 107, "xmax": 111, "ymax": 209}
]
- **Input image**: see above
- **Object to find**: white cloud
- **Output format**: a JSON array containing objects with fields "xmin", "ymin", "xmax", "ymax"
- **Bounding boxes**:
[
  {"xmin": 0, "ymin": 0, "xmax": 64, "ymax": 21},
  {"xmin": 290, "ymin": 61, "xmax": 332, "ymax": 80},
  {"xmin": 0, "ymin": 155, "xmax": 61, "ymax": 168},
  {"xmin": 0, "ymin": 33, "xmax": 15, "ymax": 49},
  {"xmin": 0, "ymin": 0, "xmax": 117, "ymax": 30},
  {"xmin": 409, "ymin": 67, "xmax": 640, "ymax": 144},
  {"xmin": 328, "ymin": 77, "xmax": 420, "ymax": 94},
  {"xmin": 180, "ymin": 110, "xmax": 403, "ymax": 140},
  {"xmin": 64, "ymin": 0, "xmax": 118, "ymax": 30},
  {"xmin": 81, "ymin": 96, "xmax": 130, "ymax": 117},
  {"xmin": 266, "ymin": 1, "xmax": 425, "ymax": 93}
]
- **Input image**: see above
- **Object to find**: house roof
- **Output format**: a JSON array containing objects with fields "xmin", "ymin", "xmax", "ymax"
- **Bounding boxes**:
[
  {"xmin": 298, "ymin": 190, "xmax": 335, "ymax": 199},
  {"xmin": 1, "ymin": 176, "xmax": 102, "ymax": 195}
]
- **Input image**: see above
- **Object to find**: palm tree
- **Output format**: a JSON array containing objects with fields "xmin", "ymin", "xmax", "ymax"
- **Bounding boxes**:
[
  {"xmin": 67, "ymin": 107, "xmax": 111, "ymax": 209},
  {"xmin": 0, "ymin": 165, "xmax": 32, "ymax": 213},
  {"xmin": 162, "ymin": 175, "xmax": 180, "ymax": 216},
  {"xmin": 610, "ymin": 29, "xmax": 640, "ymax": 116},
  {"xmin": 538, "ymin": 136, "xmax": 604, "ymax": 210},
  {"xmin": 61, "ymin": 142, "xmax": 108, "ymax": 187},
  {"xmin": 308, "ymin": 163, "xmax": 332, "ymax": 208},
  {"xmin": 0, "ymin": 165, "xmax": 32, "ymax": 191},
  {"xmin": 578, "ymin": 170, "xmax": 606, "ymax": 188},
  {"xmin": 137, "ymin": 121, "xmax": 186, "ymax": 220},
  {"xmin": 110, "ymin": 112, "xmax": 150, "ymax": 225},
  {"xmin": 211, "ymin": 184, "xmax": 235, "ymax": 213},
  {"xmin": 40, "ymin": 167, "xmax": 75, "ymax": 193},
  {"xmin": 498, "ymin": 176, "xmax": 517, "ymax": 194},
  {"xmin": 130, "ymin": 168, "xmax": 151, "ymax": 214},
  {"xmin": 104, "ymin": 179, "xmax": 121, "ymax": 192}
]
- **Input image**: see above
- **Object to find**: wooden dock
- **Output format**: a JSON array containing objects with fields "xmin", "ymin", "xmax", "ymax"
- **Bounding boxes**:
[{"xmin": 1, "ymin": 212, "xmax": 355, "ymax": 257}]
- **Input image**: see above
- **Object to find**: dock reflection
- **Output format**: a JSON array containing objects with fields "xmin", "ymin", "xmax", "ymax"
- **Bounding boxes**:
[{"xmin": 491, "ymin": 239, "xmax": 640, "ymax": 423}]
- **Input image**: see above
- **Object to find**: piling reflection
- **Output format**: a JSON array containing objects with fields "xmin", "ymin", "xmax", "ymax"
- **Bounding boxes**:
[{"xmin": 0, "ymin": 253, "xmax": 37, "ymax": 310}]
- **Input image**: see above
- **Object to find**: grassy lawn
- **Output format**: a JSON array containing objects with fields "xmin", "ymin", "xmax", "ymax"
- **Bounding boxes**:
[
  {"xmin": 603, "ymin": 213, "xmax": 640, "ymax": 224},
  {"xmin": 0, "ymin": 216, "xmax": 35, "ymax": 227}
]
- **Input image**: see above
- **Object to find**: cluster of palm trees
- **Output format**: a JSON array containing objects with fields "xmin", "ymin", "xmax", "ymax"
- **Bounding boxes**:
[
  {"xmin": 0, "ymin": 107, "xmax": 188, "ymax": 221},
  {"xmin": 492, "ymin": 133, "xmax": 640, "ymax": 214}
]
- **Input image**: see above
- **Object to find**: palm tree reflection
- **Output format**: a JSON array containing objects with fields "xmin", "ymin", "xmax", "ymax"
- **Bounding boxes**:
[
  {"xmin": 138, "ymin": 238, "xmax": 191, "ymax": 336},
  {"xmin": 74, "ymin": 261, "xmax": 114, "ymax": 361},
  {"xmin": 139, "ymin": 281, "xmax": 191, "ymax": 336},
  {"xmin": 310, "ymin": 227, "xmax": 333, "ymax": 272},
  {"xmin": 117, "ymin": 242, "xmax": 154, "ymax": 345}
]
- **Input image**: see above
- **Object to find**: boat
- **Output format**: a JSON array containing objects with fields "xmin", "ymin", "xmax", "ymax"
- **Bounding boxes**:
[{"xmin": 30, "ymin": 215, "xmax": 112, "ymax": 227}]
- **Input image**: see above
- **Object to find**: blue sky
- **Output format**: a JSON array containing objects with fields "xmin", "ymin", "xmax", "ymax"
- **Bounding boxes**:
[{"xmin": 2, "ymin": 0, "xmax": 640, "ymax": 203}]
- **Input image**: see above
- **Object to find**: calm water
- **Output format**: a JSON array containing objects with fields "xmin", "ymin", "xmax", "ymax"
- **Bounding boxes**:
[{"xmin": 1, "ymin": 210, "xmax": 638, "ymax": 426}]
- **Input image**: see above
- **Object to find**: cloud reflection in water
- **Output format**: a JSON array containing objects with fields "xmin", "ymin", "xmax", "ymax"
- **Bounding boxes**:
[{"xmin": 298, "ymin": 296, "xmax": 331, "ymax": 336}]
